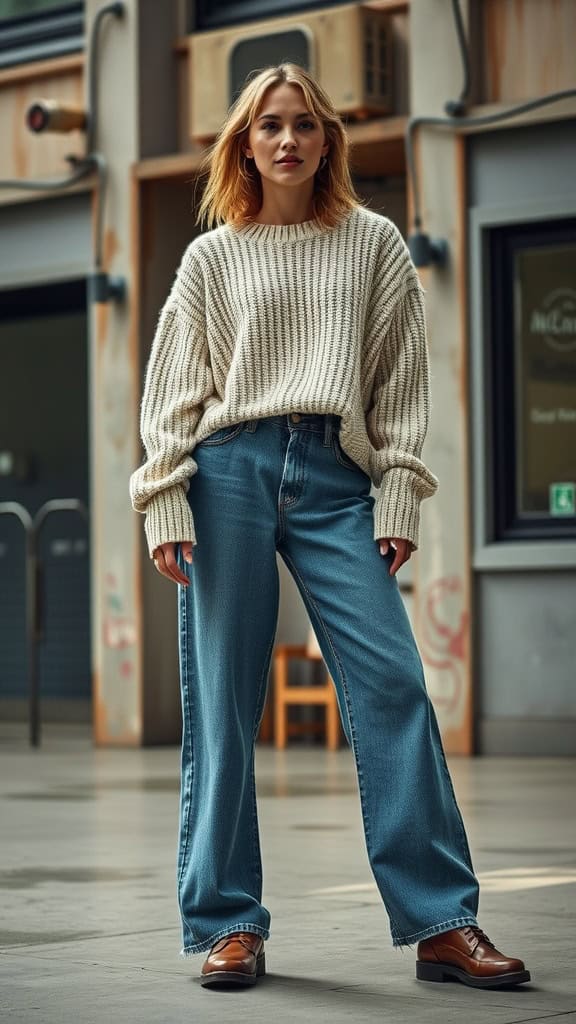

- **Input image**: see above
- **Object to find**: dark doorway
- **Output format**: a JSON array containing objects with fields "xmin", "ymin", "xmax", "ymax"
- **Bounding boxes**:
[{"xmin": 0, "ymin": 278, "xmax": 91, "ymax": 719}]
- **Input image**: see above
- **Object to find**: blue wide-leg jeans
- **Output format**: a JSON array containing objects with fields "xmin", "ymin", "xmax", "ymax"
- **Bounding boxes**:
[{"xmin": 176, "ymin": 412, "xmax": 480, "ymax": 957}]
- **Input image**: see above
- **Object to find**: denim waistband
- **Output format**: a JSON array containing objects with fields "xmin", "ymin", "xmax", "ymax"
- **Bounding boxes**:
[{"xmin": 244, "ymin": 412, "xmax": 340, "ymax": 442}]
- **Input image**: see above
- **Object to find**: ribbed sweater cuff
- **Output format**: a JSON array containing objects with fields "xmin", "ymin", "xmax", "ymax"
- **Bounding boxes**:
[
  {"xmin": 373, "ymin": 467, "xmax": 436, "ymax": 551},
  {"xmin": 143, "ymin": 487, "xmax": 197, "ymax": 559}
]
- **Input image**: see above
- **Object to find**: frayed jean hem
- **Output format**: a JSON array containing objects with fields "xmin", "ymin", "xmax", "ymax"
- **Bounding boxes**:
[
  {"xmin": 179, "ymin": 923, "xmax": 270, "ymax": 957},
  {"xmin": 392, "ymin": 915, "xmax": 479, "ymax": 950}
]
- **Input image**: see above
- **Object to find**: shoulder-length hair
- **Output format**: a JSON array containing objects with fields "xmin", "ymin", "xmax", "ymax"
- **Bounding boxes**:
[{"xmin": 195, "ymin": 63, "xmax": 363, "ymax": 231}]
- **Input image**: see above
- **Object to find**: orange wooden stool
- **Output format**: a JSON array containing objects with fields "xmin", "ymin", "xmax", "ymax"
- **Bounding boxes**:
[{"xmin": 260, "ymin": 642, "xmax": 341, "ymax": 750}]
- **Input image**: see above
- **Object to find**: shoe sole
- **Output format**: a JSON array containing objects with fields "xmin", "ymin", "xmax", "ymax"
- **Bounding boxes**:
[
  {"xmin": 416, "ymin": 960, "xmax": 531, "ymax": 988},
  {"xmin": 200, "ymin": 950, "xmax": 265, "ymax": 988}
]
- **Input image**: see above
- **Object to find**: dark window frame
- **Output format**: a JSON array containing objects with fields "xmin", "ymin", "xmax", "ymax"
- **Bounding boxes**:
[
  {"xmin": 0, "ymin": 277, "xmax": 86, "ymax": 321},
  {"xmin": 0, "ymin": 2, "xmax": 84, "ymax": 69},
  {"xmin": 489, "ymin": 217, "xmax": 576, "ymax": 542}
]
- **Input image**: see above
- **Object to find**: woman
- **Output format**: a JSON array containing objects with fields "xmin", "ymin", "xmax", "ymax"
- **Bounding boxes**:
[{"xmin": 129, "ymin": 64, "xmax": 530, "ymax": 991}]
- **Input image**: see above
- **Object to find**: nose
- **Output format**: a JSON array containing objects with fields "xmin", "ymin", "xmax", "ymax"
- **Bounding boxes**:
[{"xmin": 280, "ymin": 127, "xmax": 297, "ymax": 148}]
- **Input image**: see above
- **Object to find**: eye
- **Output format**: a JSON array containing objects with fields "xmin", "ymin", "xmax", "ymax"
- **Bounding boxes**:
[{"xmin": 260, "ymin": 120, "xmax": 316, "ymax": 131}]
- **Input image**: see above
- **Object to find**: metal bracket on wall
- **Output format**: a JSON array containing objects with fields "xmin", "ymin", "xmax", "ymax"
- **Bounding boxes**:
[
  {"xmin": 0, "ymin": 499, "xmax": 89, "ymax": 748},
  {"xmin": 0, "ymin": 2, "xmax": 127, "ymax": 304}
]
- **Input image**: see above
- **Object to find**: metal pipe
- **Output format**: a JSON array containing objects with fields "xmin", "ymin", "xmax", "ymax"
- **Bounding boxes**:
[{"xmin": 0, "ymin": 500, "xmax": 88, "ymax": 747}]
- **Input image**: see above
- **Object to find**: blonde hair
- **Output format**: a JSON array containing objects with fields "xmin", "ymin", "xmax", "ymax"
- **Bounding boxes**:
[{"xmin": 195, "ymin": 63, "xmax": 363, "ymax": 231}]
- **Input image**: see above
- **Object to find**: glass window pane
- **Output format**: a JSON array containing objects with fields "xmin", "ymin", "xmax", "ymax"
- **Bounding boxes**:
[
  {"xmin": 514, "ymin": 243, "xmax": 576, "ymax": 519},
  {"xmin": 0, "ymin": 0, "xmax": 70, "ymax": 17},
  {"xmin": 0, "ymin": 0, "xmax": 83, "ymax": 68}
]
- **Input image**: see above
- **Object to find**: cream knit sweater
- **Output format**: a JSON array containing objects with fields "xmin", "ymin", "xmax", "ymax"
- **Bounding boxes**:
[{"xmin": 129, "ymin": 203, "xmax": 439, "ymax": 557}]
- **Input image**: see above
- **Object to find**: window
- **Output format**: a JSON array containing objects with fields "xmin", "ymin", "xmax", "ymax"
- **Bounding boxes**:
[
  {"xmin": 193, "ymin": 0, "xmax": 350, "ymax": 32},
  {"xmin": 0, "ymin": 1, "xmax": 84, "ymax": 69},
  {"xmin": 1, "ymin": 0, "xmax": 72, "ymax": 15},
  {"xmin": 490, "ymin": 217, "xmax": 576, "ymax": 540}
]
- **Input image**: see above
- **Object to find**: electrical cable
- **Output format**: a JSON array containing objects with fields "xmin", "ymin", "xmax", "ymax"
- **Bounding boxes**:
[
  {"xmin": 0, "ymin": 156, "xmax": 95, "ymax": 193},
  {"xmin": 406, "ymin": 0, "xmax": 576, "ymax": 234},
  {"xmin": 407, "ymin": 88, "xmax": 576, "ymax": 232},
  {"xmin": 86, "ymin": 1, "xmax": 124, "ymax": 154},
  {"xmin": 0, "ymin": 2, "xmax": 124, "ymax": 285},
  {"xmin": 448, "ymin": 0, "xmax": 470, "ymax": 112}
]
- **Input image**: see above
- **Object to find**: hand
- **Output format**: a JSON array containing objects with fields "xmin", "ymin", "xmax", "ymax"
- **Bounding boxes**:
[
  {"xmin": 152, "ymin": 541, "xmax": 194, "ymax": 586},
  {"xmin": 377, "ymin": 537, "xmax": 413, "ymax": 576}
]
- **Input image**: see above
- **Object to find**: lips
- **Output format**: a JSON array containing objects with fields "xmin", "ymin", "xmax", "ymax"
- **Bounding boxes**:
[{"xmin": 277, "ymin": 157, "xmax": 302, "ymax": 164}]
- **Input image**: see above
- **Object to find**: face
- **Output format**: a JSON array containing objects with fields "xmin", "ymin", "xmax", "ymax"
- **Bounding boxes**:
[{"xmin": 243, "ymin": 82, "xmax": 329, "ymax": 188}]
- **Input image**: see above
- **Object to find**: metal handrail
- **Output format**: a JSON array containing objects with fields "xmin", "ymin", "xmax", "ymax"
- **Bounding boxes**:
[{"xmin": 0, "ymin": 499, "xmax": 88, "ymax": 747}]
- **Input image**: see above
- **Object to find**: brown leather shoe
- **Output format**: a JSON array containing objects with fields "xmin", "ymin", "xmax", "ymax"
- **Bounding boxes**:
[
  {"xmin": 200, "ymin": 931, "xmax": 266, "ymax": 988},
  {"xmin": 416, "ymin": 925, "xmax": 531, "ymax": 988}
]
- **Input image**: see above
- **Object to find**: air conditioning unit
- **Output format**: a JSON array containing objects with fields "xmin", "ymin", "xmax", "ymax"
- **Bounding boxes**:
[{"xmin": 188, "ymin": 2, "xmax": 394, "ymax": 142}]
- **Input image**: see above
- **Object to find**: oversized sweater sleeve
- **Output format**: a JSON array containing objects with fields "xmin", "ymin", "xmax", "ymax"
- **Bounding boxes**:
[
  {"xmin": 365, "ymin": 228, "xmax": 439, "ymax": 550},
  {"xmin": 129, "ymin": 243, "xmax": 214, "ymax": 558}
]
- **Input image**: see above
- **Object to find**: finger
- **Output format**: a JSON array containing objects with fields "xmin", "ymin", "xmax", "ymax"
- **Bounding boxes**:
[
  {"xmin": 389, "ymin": 551, "xmax": 402, "ymax": 575},
  {"xmin": 388, "ymin": 541, "xmax": 406, "ymax": 576},
  {"xmin": 153, "ymin": 548, "xmax": 171, "ymax": 581},
  {"xmin": 164, "ymin": 546, "xmax": 190, "ymax": 586},
  {"xmin": 153, "ymin": 547, "xmax": 175, "ymax": 583},
  {"xmin": 181, "ymin": 541, "xmax": 194, "ymax": 564},
  {"xmin": 153, "ymin": 546, "xmax": 184, "ymax": 586}
]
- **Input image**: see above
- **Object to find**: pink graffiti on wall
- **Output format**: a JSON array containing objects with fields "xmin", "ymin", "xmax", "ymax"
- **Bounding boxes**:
[
  {"xmin": 418, "ymin": 575, "xmax": 468, "ymax": 715},
  {"xmin": 103, "ymin": 571, "xmax": 136, "ymax": 677}
]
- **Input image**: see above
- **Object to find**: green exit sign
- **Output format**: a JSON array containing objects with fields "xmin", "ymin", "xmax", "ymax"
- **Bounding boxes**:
[{"xmin": 549, "ymin": 482, "xmax": 575, "ymax": 516}]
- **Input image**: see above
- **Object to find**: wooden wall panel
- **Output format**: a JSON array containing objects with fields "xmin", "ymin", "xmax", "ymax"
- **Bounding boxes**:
[
  {"xmin": 0, "ymin": 59, "xmax": 85, "ymax": 186},
  {"xmin": 483, "ymin": 0, "xmax": 575, "ymax": 102}
]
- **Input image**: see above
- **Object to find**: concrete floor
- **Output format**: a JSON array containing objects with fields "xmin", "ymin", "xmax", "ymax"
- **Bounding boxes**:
[{"xmin": 1, "ymin": 724, "xmax": 575, "ymax": 1024}]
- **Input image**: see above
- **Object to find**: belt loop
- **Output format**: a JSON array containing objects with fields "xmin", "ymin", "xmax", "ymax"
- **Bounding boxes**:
[
  {"xmin": 324, "ymin": 415, "xmax": 333, "ymax": 446},
  {"xmin": 245, "ymin": 418, "xmax": 257, "ymax": 433}
]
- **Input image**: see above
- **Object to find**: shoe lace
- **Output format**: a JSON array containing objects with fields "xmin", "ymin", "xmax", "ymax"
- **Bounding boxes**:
[{"xmin": 462, "ymin": 925, "xmax": 495, "ymax": 949}]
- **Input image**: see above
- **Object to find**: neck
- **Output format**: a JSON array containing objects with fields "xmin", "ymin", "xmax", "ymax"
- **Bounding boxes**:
[
  {"xmin": 230, "ymin": 206, "xmax": 356, "ymax": 245},
  {"xmin": 251, "ymin": 191, "xmax": 313, "ymax": 227}
]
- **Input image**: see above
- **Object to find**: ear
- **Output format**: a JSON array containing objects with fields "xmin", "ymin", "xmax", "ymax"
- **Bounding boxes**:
[{"xmin": 243, "ymin": 146, "xmax": 254, "ymax": 159}]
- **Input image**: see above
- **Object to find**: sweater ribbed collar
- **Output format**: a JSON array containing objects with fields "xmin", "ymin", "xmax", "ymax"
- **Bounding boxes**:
[{"xmin": 228, "ymin": 207, "xmax": 356, "ymax": 245}]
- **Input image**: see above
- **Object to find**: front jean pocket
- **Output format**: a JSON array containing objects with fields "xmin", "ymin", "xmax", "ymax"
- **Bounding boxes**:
[
  {"xmin": 330, "ymin": 429, "xmax": 361, "ymax": 472},
  {"xmin": 196, "ymin": 422, "xmax": 246, "ymax": 446}
]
